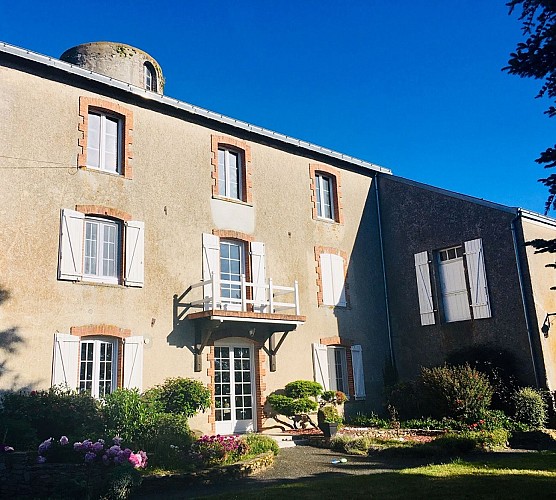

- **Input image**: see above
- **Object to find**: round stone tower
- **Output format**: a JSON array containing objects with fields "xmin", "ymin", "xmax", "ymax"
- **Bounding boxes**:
[{"xmin": 60, "ymin": 42, "xmax": 164, "ymax": 94}]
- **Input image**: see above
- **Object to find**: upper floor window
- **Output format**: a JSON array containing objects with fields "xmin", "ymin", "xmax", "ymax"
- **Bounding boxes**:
[
  {"xmin": 316, "ymin": 250, "xmax": 348, "ymax": 307},
  {"xmin": 220, "ymin": 239, "xmax": 245, "ymax": 309},
  {"xmin": 414, "ymin": 238, "xmax": 491, "ymax": 326},
  {"xmin": 315, "ymin": 173, "xmax": 334, "ymax": 220},
  {"xmin": 144, "ymin": 63, "xmax": 156, "ymax": 92},
  {"xmin": 58, "ymin": 207, "xmax": 144, "ymax": 287},
  {"xmin": 87, "ymin": 111, "xmax": 121, "ymax": 174},
  {"xmin": 310, "ymin": 164, "xmax": 343, "ymax": 224},
  {"xmin": 218, "ymin": 147, "xmax": 243, "ymax": 200},
  {"xmin": 78, "ymin": 97, "xmax": 134, "ymax": 179},
  {"xmin": 211, "ymin": 135, "xmax": 253, "ymax": 204}
]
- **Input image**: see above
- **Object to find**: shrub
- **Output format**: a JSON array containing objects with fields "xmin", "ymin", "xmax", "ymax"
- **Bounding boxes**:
[
  {"xmin": 102, "ymin": 389, "xmax": 161, "ymax": 445},
  {"xmin": 420, "ymin": 364, "xmax": 493, "ymax": 421},
  {"xmin": 145, "ymin": 378, "xmax": 211, "ymax": 417},
  {"xmin": 139, "ymin": 413, "xmax": 195, "ymax": 469},
  {"xmin": 241, "ymin": 433, "xmax": 279, "ymax": 456},
  {"xmin": 284, "ymin": 380, "xmax": 322, "ymax": 399},
  {"xmin": 330, "ymin": 435, "xmax": 376, "ymax": 455},
  {"xmin": 384, "ymin": 381, "xmax": 424, "ymax": 419},
  {"xmin": 0, "ymin": 387, "xmax": 102, "ymax": 448},
  {"xmin": 318, "ymin": 405, "xmax": 343, "ymax": 424},
  {"xmin": 347, "ymin": 412, "xmax": 389, "ymax": 428},
  {"xmin": 400, "ymin": 417, "xmax": 447, "ymax": 430},
  {"xmin": 513, "ymin": 387, "xmax": 548, "ymax": 429},
  {"xmin": 189, "ymin": 435, "xmax": 248, "ymax": 467},
  {"xmin": 266, "ymin": 394, "xmax": 318, "ymax": 417}
]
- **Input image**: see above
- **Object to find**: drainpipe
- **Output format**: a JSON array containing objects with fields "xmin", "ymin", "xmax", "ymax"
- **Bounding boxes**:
[
  {"xmin": 374, "ymin": 174, "xmax": 395, "ymax": 368},
  {"xmin": 511, "ymin": 212, "xmax": 540, "ymax": 387}
]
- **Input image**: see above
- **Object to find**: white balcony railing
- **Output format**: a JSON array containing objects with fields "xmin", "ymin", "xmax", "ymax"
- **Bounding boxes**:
[{"xmin": 187, "ymin": 273, "xmax": 300, "ymax": 316}]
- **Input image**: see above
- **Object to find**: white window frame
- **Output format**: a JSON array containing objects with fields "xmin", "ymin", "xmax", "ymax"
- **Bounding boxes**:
[
  {"xmin": 83, "ymin": 217, "xmax": 120, "ymax": 285},
  {"xmin": 218, "ymin": 147, "xmax": 243, "ymax": 200},
  {"xmin": 315, "ymin": 173, "xmax": 335, "ymax": 221},
  {"xmin": 87, "ymin": 111, "xmax": 122, "ymax": 174},
  {"xmin": 78, "ymin": 337, "xmax": 117, "ymax": 398},
  {"xmin": 219, "ymin": 239, "xmax": 245, "ymax": 310},
  {"xmin": 144, "ymin": 64, "xmax": 155, "ymax": 91}
]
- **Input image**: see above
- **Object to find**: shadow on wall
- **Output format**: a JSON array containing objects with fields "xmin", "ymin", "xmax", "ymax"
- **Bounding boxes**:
[
  {"xmin": 0, "ymin": 285, "xmax": 34, "ymax": 391},
  {"xmin": 166, "ymin": 291, "xmax": 196, "ymax": 354}
]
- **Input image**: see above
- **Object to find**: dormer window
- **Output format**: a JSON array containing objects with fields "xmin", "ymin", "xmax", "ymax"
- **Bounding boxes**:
[{"xmin": 144, "ymin": 63, "xmax": 156, "ymax": 92}]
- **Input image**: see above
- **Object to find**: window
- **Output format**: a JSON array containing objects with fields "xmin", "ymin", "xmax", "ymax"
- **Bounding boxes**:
[
  {"xmin": 220, "ymin": 239, "xmax": 245, "ymax": 309},
  {"xmin": 211, "ymin": 135, "xmax": 252, "ymax": 204},
  {"xmin": 316, "ymin": 173, "xmax": 334, "ymax": 220},
  {"xmin": 317, "ymin": 251, "xmax": 348, "ymax": 307},
  {"xmin": 202, "ymin": 232, "xmax": 267, "ymax": 312},
  {"xmin": 84, "ymin": 218, "xmax": 120, "ymax": 284},
  {"xmin": 58, "ymin": 208, "xmax": 144, "ymax": 287},
  {"xmin": 414, "ymin": 238, "xmax": 491, "ymax": 326},
  {"xmin": 78, "ymin": 97, "xmax": 133, "ymax": 178},
  {"xmin": 310, "ymin": 164, "xmax": 343, "ymax": 224},
  {"xmin": 218, "ymin": 147, "xmax": 242, "ymax": 200},
  {"xmin": 312, "ymin": 343, "xmax": 366, "ymax": 399},
  {"xmin": 79, "ymin": 338, "xmax": 117, "ymax": 397},
  {"xmin": 144, "ymin": 63, "xmax": 156, "ymax": 92},
  {"xmin": 52, "ymin": 332, "xmax": 144, "ymax": 394},
  {"xmin": 87, "ymin": 111, "xmax": 120, "ymax": 173}
]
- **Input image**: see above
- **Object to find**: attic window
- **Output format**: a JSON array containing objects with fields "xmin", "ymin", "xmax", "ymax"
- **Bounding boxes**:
[{"xmin": 144, "ymin": 63, "xmax": 156, "ymax": 92}]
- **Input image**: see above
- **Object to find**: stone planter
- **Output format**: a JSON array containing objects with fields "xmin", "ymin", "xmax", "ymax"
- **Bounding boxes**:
[{"xmin": 320, "ymin": 422, "xmax": 338, "ymax": 438}]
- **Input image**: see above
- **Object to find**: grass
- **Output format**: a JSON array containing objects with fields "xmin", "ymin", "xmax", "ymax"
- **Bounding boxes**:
[{"xmin": 204, "ymin": 452, "xmax": 556, "ymax": 499}]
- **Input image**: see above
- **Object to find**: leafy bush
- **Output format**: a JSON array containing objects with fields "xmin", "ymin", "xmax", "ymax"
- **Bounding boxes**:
[
  {"xmin": 420, "ymin": 364, "xmax": 493, "ymax": 421},
  {"xmin": 318, "ymin": 405, "xmax": 343, "ymax": 424},
  {"xmin": 513, "ymin": 387, "xmax": 548, "ymax": 429},
  {"xmin": 145, "ymin": 378, "xmax": 211, "ymax": 417},
  {"xmin": 384, "ymin": 381, "xmax": 424, "ymax": 419},
  {"xmin": 266, "ymin": 394, "xmax": 318, "ymax": 417},
  {"xmin": 102, "ymin": 389, "xmax": 161, "ymax": 445},
  {"xmin": 330, "ymin": 435, "xmax": 377, "ymax": 455},
  {"xmin": 139, "ymin": 413, "xmax": 195, "ymax": 469},
  {"xmin": 284, "ymin": 380, "xmax": 322, "ymax": 399},
  {"xmin": 347, "ymin": 412, "xmax": 390, "ymax": 428},
  {"xmin": 400, "ymin": 417, "xmax": 447, "ymax": 430},
  {"xmin": 0, "ymin": 387, "xmax": 102, "ymax": 449},
  {"xmin": 189, "ymin": 435, "xmax": 248, "ymax": 467},
  {"xmin": 241, "ymin": 433, "xmax": 279, "ymax": 456}
]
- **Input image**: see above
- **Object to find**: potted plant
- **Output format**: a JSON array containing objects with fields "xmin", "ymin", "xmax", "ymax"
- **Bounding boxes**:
[{"xmin": 317, "ymin": 390, "xmax": 347, "ymax": 437}]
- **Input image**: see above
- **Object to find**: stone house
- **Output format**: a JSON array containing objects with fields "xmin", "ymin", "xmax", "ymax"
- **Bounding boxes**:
[{"xmin": 1, "ymin": 41, "xmax": 556, "ymax": 433}]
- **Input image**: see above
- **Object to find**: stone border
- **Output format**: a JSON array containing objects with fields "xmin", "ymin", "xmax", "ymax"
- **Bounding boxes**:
[{"xmin": 139, "ymin": 451, "xmax": 275, "ymax": 493}]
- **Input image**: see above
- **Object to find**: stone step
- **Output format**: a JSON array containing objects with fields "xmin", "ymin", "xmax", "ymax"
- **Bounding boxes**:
[{"xmin": 265, "ymin": 434, "xmax": 308, "ymax": 448}]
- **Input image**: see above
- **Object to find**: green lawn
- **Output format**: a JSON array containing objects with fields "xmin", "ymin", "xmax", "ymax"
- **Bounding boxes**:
[{"xmin": 207, "ymin": 452, "xmax": 556, "ymax": 499}]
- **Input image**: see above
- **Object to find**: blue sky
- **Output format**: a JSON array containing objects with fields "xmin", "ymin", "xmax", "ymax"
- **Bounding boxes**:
[{"xmin": 2, "ymin": 1, "xmax": 553, "ymax": 212}]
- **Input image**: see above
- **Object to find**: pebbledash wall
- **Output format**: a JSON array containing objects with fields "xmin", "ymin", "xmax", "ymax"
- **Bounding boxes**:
[{"xmin": 0, "ymin": 42, "xmax": 390, "ymax": 434}]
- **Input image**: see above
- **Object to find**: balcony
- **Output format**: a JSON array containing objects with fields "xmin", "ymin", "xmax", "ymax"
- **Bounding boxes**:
[{"xmin": 175, "ymin": 273, "xmax": 306, "ymax": 372}]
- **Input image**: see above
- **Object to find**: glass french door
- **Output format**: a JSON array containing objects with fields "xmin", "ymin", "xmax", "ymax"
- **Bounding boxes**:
[{"xmin": 214, "ymin": 340, "xmax": 255, "ymax": 434}]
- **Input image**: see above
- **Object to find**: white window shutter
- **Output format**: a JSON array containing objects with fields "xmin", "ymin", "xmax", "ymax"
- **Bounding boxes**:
[
  {"xmin": 464, "ymin": 238, "xmax": 491, "ymax": 319},
  {"xmin": 58, "ymin": 209, "xmax": 85, "ymax": 281},
  {"xmin": 52, "ymin": 333, "xmax": 79, "ymax": 389},
  {"xmin": 330, "ymin": 254, "xmax": 347, "ymax": 306},
  {"xmin": 351, "ymin": 345, "xmax": 366, "ymax": 400},
  {"xmin": 250, "ymin": 241, "xmax": 267, "ymax": 312},
  {"xmin": 414, "ymin": 251, "xmax": 436, "ymax": 325},
  {"xmin": 125, "ymin": 220, "xmax": 145, "ymax": 287},
  {"xmin": 123, "ymin": 336, "xmax": 144, "ymax": 391},
  {"xmin": 312, "ymin": 343, "xmax": 330, "ymax": 391},
  {"xmin": 202, "ymin": 233, "xmax": 220, "ymax": 310},
  {"xmin": 320, "ymin": 254, "xmax": 334, "ymax": 305}
]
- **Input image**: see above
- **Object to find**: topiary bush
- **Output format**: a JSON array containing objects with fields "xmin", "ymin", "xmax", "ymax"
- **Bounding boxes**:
[
  {"xmin": 513, "ymin": 387, "xmax": 548, "ymax": 429},
  {"xmin": 145, "ymin": 377, "xmax": 211, "ymax": 417},
  {"xmin": 420, "ymin": 363, "xmax": 493, "ymax": 421},
  {"xmin": 284, "ymin": 380, "xmax": 322, "ymax": 399},
  {"xmin": 266, "ymin": 380, "xmax": 322, "ymax": 429}
]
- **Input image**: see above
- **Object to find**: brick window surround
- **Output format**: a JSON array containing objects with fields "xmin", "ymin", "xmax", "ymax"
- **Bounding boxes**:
[
  {"xmin": 309, "ymin": 163, "xmax": 344, "ymax": 224},
  {"xmin": 75, "ymin": 205, "xmax": 132, "ymax": 284},
  {"xmin": 78, "ymin": 96, "xmax": 134, "ymax": 179},
  {"xmin": 314, "ymin": 246, "xmax": 350, "ymax": 307},
  {"xmin": 206, "ymin": 342, "xmax": 266, "ymax": 433},
  {"xmin": 211, "ymin": 135, "xmax": 253, "ymax": 204},
  {"xmin": 320, "ymin": 336, "xmax": 355, "ymax": 398},
  {"xmin": 70, "ymin": 324, "xmax": 131, "ymax": 390}
]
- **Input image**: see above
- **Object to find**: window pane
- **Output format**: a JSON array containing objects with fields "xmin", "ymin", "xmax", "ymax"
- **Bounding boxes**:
[
  {"xmin": 87, "ymin": 113, "xmax": 101, "ymax": 169},
  {"xmin": 218, "ymin": 149, "xmax": 226, "ymax": 195},
  {"xmin": 103, "ymin": 117, "xmax": 119, "ymax": 173},
  {"xmin": 84, "ymin": 222, "xmax": 98, "ymax": 275}
]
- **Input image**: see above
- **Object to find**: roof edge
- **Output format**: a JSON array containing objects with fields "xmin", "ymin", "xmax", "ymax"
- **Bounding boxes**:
[{"xmin": 0, "ymin": 41, "xmax": 391, "ymax": 175}]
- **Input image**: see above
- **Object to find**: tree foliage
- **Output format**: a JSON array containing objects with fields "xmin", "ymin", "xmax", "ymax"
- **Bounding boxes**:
[{"xmin": 506, "ymin": 1, "xmax": 556, "ymax": 212}]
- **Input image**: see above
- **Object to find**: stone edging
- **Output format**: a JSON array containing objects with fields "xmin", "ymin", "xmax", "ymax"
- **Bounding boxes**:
[{"xmin": 139, "ymin": 451, "xmax": 275, "ymax": 493}]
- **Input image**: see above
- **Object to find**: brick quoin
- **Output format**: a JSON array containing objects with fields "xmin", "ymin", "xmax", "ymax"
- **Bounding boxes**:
[
  {"xmin": 314, "ymin": 246, "xmax": 351, "ymax": 307},
  {"xmin": 75, "ymin": 205, "xmax": 132, "ymax": 222}
]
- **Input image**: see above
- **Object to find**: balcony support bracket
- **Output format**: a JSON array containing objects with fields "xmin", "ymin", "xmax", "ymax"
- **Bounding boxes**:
[
  {"xmin": 194, "ymin": 320, "xmax": 214, "ymax": 372},
  {"xmin": 267, "ymin": 329, "xmax": 294, "ymax": 372}
]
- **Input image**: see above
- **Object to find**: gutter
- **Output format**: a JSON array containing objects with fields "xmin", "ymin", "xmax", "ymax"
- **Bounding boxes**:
[
  {"xmin": 374, "ymin": 175, "xmax": 395, "ymax": 368},
  {"xmin": 511, "ymin": 214, "xmax": 540, "ymax": 387}
]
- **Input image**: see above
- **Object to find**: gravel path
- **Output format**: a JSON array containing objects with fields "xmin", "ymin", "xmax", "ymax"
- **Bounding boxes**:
[{"xmin": 135, "ymin": 444, "xmax": 435, "ymax": 499}]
